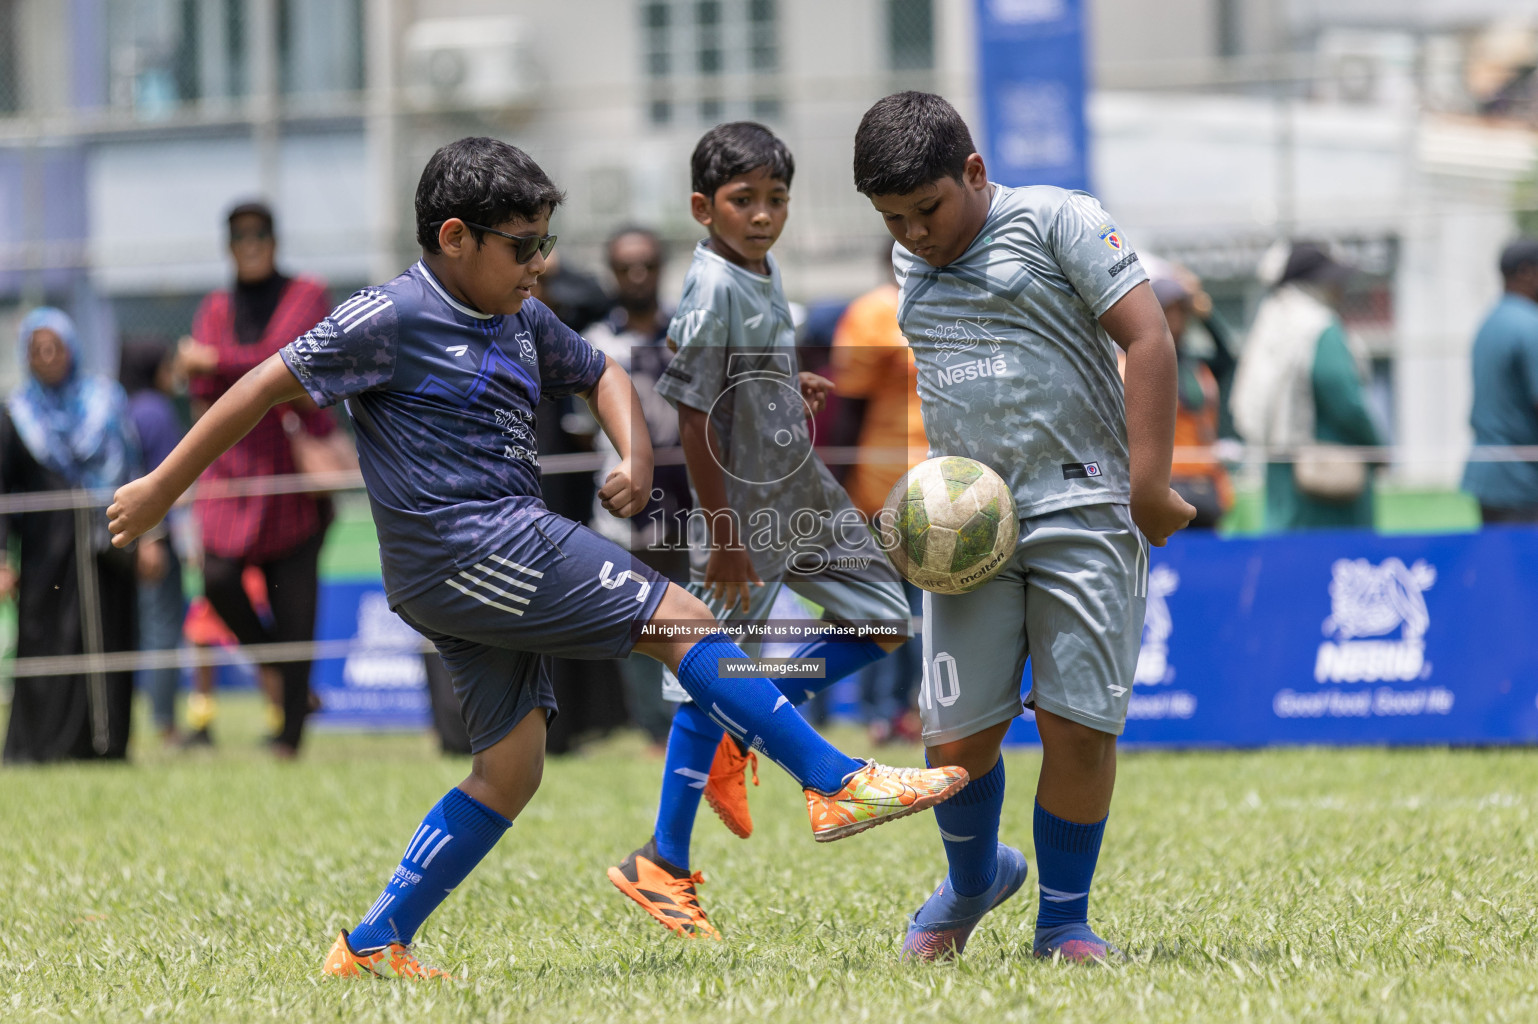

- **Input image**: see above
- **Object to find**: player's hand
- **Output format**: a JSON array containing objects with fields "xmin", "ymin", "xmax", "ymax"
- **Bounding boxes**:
[
  {"xmin": 0, "ymin": 563, "xmax": 16, "ymax": 601},
  {"xmin": 177, "ymin": 336, "xmax": 219, "ymax": 375},
  {"xmin": 798, "ymin": 371, "xmax": 834, "ymax": 416},
  {"xmin": 106, "ymin": 475, "xmax": 174, "ymax": 549},
  {"xmin": 704, "ymin": 544, "xmax": 762, "ymax": 616},
  {"xmin": 1131, "ymin": 486, "xmax": 1197, "ymax": 547},
  {"xmin": 598, "ymin": 458, "xmax": 650, "ymax": 518}
]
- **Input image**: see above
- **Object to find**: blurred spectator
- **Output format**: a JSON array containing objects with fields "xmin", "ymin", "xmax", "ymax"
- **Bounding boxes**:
[
  {"xmin": 530, "ymin": 249, "xmax": 628, "ymax": 754},
  {"xmin": 182, "ymin": 200, "xmax": 336, "ymax": 757},
  {"xmin": 1462, "ymin": 239, "xmax": 1538, "ymax": 524},
  {"xmin": 180, "ymin": 566, "xmax": 269, "ymax": 746},
  {"xmin": 1232, "ymin": 242, "xmax": 1382, "ymax": 531},
  {"xmin": 828, "ymin": 269, "xmax": 927, "ymax": 743},
  {"xmin": 120, "ymin": 340, "xmax": 188, "ymax": 744},
  {"xmin": 584, "ymin": 227, "xmax": 689, "ymax": 750},
  {"xmin": 1145, "ymin": 260, "xmax": 1234, "ymax": 528},
  {"xmin": 1, "ymin": 308, "xmax": 140, "ymax": 762}
]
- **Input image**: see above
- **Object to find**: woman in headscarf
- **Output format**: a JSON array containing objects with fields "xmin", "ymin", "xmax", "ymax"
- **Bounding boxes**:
[{"xmin": 1, "ymin": 307, "xmax": 142, "ymax": 762}]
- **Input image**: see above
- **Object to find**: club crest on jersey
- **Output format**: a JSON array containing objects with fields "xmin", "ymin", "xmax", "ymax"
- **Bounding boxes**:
[
  {"xmin": 1098, "ymin": 224, "xmax": 1124, "ymax": 251},
  {"xmin": 514, "ymin": 330, "xmax": 537, "ymax": 362}
]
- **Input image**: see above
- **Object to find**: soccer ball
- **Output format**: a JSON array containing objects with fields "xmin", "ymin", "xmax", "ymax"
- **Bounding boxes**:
[{"xmin": 877, "ymin": 456, "xmax": 1018, "ymax": 595}]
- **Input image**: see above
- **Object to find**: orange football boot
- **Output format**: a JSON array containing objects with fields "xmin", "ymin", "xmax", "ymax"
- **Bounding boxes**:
[
  {"xmin": 703, "ymin": 733, "xmax": 759, "ymax": 838},
  {"xmin": 607, "ymin": 838, "xmax": 722, "ymax": 940},
  {"xmin": 806, "ymin": 759, "xmax": 969, "ymax": 842},
  {"xmin": 321, "ymin": 930, "xmax": 451, "ymax": 979}
]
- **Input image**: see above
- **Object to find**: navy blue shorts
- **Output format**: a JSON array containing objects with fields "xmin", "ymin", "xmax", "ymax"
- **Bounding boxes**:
[{"xmin": 394, "ymin": 512, "xmax": 669, "ymax": 753}]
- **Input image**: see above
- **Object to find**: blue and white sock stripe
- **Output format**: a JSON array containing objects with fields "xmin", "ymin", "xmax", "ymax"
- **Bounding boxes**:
[
  {"xmin": 361, "ymin": 892, "xmax": 396, "ymax": 926},
  {"xmin": 419, "ymin": 833, "xmax": 454, "ymax": 868},
  {"xmin": 673, "ymin": 766, "xmax": 709, "ymax": 791},
  {"xmin": 1039, "ymin": 884, "xmax": 1090, "ymax": 903}
]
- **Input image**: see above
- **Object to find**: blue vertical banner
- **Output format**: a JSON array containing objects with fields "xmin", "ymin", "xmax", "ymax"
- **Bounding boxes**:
[{"xmin": 974, "ymin": 0, "xmax": 1089, "ymax": 192}]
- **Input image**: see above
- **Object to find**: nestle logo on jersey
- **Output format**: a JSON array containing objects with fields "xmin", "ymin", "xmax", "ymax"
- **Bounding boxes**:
[{"xmin": 935, "ymin": 355, "xmax": 1008, "ymax": 388}]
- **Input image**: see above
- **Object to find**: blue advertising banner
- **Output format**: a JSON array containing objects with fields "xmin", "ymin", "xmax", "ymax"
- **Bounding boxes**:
[
  {"xmin": 1005, "ymin": 528, "xmax": 1538, "ymax": 747},
  {"xmin": 974, "ymin": 0, "xmax": 1089, "ymax": 192},
  {"xmin": 310, "ymin": 580, "xmax": 431, "ymax": 730}
]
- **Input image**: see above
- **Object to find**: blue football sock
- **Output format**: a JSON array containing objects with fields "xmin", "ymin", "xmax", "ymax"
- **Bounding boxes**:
[
  {"xmin": 783, "ymin": 636, "xmax": 886, "ymax": 703},
  {"xmin": 1033, "ymin": 801, "xmax": 1106, "ymax": 930},
  {"xmin": 349, "ymin": 787, "xmax": 511, "ymax": 952},
  {"xmin": 648, "ymin": 638, "xmax": 886, "ymax": 866},
  {"xmin": 933, "ymin": 757, "xmax": 1007, "ymax": 897},
  {"xmin": 651, "ymin": 701, "xmax": 721, "ymax": 868},
  {"xmin": 673, "ymin": 632, "xmax": 861, "ymax": 793}
]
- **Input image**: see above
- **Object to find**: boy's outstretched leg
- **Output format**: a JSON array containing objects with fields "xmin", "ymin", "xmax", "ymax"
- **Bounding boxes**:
[
  {"xmin": 1031, "ymin": 708, "xmax": 1121, "ymax": 963},
  {"xmin": 902, "ymin": 720, "xmax": 1029, "ymax": 960},
  {"xmin": 322, "ymin": 707, "xmax": 547, "ymax": 979},
  {"xmin": 632, "ymin": 585, "xmax": 968, "ymax": 843},
  {"xmin": 613, "ymin": 632, "xmax": 902, "ymax": 939},
  {"xmin": 701, "ymin": 634, "xmax": 898, "ymax": 840}
]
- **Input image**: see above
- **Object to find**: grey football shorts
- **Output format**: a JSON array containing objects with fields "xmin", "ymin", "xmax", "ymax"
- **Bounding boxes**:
[{"xmin": 918, "ymin": 501, "xmax": 1149, "ymax": 742}]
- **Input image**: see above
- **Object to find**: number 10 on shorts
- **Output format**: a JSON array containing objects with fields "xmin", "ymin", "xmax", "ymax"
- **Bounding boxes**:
[{"xmin": 921, "ymin": 652, "xmax": 962, "ymax": 709}]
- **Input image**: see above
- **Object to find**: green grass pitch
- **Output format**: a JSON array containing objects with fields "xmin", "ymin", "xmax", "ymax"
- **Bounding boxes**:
[{"xmin": 2, "ymin": 695, "xmax": 1536, "ymax": 1023}]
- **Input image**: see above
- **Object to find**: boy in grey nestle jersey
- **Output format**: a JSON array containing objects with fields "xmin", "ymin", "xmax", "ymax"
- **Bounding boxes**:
[
  {"xmin": 608, "ymin": 122, "xmax": 916, "ymax": 939},
  {"xmin": 853, "ymin": 92, "xmax": 1196, "ymax": 962}
]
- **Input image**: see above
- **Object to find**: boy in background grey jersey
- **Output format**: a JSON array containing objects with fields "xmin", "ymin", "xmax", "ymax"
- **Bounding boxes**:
[
  {"xmin": 853, "ymin": 92, "xmax": 1195, "ymax": 961},
  {"xmin": 609, "ymin": 122, "xmax": 916, "ymax": 940}
]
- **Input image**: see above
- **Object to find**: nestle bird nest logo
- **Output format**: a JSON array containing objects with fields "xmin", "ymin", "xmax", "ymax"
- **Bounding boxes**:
[
  {"xmin": 1315, "ymin": 558, "xmax": 1437, "ymax": 684},
  {"xmin": 1134, "ymin": 565, "xmax": 1179, "ymax": 686}
]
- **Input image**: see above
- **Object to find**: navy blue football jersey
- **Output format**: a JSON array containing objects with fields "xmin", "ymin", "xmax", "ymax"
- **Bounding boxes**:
[{"xmin": 281, "ymin": 261, "xmax": 607, "ymax": 601}]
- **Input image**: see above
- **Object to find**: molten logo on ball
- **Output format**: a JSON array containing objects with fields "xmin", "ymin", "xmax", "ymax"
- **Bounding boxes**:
[{"xmin": 876, "ymin": 456, "xmax": 1018, "ymax": 595}]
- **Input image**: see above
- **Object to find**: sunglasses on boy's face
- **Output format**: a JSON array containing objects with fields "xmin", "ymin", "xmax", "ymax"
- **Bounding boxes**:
[{"xmin": 433, "ymin": 221, "xmax": 557, "ymax": 264}]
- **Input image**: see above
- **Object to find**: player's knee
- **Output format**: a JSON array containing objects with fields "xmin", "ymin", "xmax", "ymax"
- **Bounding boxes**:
[{"xmin": 1042, "ymin": 715, "xmax": 1117, "ymax": 772}]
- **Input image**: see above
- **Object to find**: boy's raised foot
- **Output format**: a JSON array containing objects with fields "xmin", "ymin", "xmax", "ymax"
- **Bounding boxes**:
[
  {"xmin": 1032, "ymin": 923, "xmax": 1125, "ymax": 964},
  {"xmin": 901, "ymin": 843, "xmax": 1029, "ymax": 961},
  {"xmin": 607, "ymin": 838, "xmax": 722, "ymax": 940},
  {"xmin": 704, "ymin": 733, "xmax": 759, "ymax": 838},
  {"xmin": 321, "ymin": 930, "xmax": 451, "ymax": 979},
  {"xmin": 807, "ymin": 760, "xmax": 969, "ymax": 842}
]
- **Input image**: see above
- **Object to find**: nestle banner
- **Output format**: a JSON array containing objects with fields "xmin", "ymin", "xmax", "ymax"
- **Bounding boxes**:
[
  {"xmin": 311, "ymin": 581, "xmax": 431, "ymax": 730},
  {"xmin": 974, "ymin": 0, "xmax": 1089, "ymax": 192},
  {"xmin": 1006, "ymin": 527, "xmax": 1538, "ymax": 747}
]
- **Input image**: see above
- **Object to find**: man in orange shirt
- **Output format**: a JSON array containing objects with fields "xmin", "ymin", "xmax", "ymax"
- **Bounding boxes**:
[
  {"xmin": 829, "ymin": 273, "xmax": 928, "ymax": 518},
  {"xmin": 829, "ymin": 269, "xmax": 929, "ymax": 741}
]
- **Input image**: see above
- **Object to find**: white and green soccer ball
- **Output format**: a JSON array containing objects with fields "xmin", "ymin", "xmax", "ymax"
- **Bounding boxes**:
[{"xmin": 878, "ymin": 456, "xmax": 1018, "ymax": 595}]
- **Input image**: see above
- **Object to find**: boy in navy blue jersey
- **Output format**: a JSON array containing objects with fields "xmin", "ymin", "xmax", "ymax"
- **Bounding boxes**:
[
  {"xmin": 852, "ymin": 94, "xmax": 1196, "ymax": 962},
  {"xmin": 106, "ymin": 137, "xmax": 967, "ymax": 978}
]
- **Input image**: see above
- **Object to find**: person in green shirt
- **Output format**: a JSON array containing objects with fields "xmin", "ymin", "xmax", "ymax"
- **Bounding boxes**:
[{"xmin": 1232, "ymin": 243, "xmax": 1383, "ymax": 531}]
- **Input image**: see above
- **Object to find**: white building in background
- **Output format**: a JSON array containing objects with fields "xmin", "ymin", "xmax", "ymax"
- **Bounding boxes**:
[{"xmin": 2, "ymin": 0, "xmax": 1537, "ymax": 486}]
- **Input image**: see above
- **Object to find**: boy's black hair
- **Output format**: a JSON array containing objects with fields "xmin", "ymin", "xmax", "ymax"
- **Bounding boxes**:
[
  {"xmin": 690, "ymin": 122, "xmax": 794, "ymax": 198},
  {"xmin": 852, "ymin": 92, "xmax": 976, "ymax": 196},
  {"xmin": 415, "ymin": 137, "xmax": 565, "ymax": 253}
]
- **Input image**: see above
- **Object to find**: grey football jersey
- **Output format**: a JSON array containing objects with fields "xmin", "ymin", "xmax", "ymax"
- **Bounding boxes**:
[
  {"xmin": 656, "ymin": 241, "xmax": 861, "ymax": 579},
  {"xmin": 895, "ymin": 185, "xmax": 1147, "ymax": 518}
]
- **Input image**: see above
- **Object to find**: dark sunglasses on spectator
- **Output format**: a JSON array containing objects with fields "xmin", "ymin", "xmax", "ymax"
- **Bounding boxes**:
[
  {"xmin": 231, "ymin": 228, "xmax": 272, "ymax": 244},
  {"xmin": 434, "ymin": 221, "xmax": 557, "ymax": 263}
]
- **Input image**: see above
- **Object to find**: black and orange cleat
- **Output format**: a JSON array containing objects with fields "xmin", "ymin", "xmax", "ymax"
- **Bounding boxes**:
[{"xmin": 607, "ymin": 838, "xmax": 722, "ymax": 940}]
